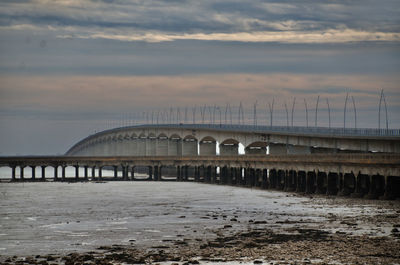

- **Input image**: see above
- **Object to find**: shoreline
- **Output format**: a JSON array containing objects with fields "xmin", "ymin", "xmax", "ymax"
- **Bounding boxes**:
[{"xmin": 1, "ymin": 182, "xmax": 400, "ymax": 264}]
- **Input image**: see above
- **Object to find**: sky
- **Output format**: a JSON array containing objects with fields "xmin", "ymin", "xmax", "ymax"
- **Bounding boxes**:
[{"xmin": 0, "ymin": 0, "xmax": 399, "ymax": 155}]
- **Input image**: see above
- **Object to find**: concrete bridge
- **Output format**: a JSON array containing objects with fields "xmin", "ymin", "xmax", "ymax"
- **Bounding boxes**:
[
  {"xmin": 66, "ymin": 124, "xmax": 400, "ymax": 156},
  {"xmin": 1, "ymin": 154, "xmax": 400, "ymax": 199}
]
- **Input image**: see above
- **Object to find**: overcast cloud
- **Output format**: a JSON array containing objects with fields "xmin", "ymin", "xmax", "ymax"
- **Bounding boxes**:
[{"xmin": 0, "ymin": 0, "xmax": 399, "ymax": 155}]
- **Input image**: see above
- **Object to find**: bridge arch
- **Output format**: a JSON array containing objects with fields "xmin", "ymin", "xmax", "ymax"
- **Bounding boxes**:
[
  {"xmin": 199, "ymin": 136, "xmax": 217, "ymax": 156},
  {"xmin": 220, "ymin": 138, "xmax": 240, "ymax": 156},
  {"xmin": 183, "ymin": 135, "xmax": 198, "ymax": 156},
  {"xmin": 245, "ymin": 141, "xmax": 268, "ymax": 155},
  {"xmin": 157, "ymin": 133, "xmax": 168, "ymax": 155}
]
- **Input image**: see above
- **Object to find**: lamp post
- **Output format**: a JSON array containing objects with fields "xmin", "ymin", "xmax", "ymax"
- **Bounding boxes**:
[
  {"xmin": 351, "ymin": 96, "xmax": 357, "ymax": 129},
  {"xmin": 344, "ymin": 92, "xmax": 349, "ymax": 129},
  {"xmin": 291, "ymin": 97, "xmax": 296, "ymax": 127},
  {"xmin": 304, "ymin": 99, "xmax": 308, "ymax": 127},
  {"xmin": 284, "ymin": 102, "xmax": 289, "ymax": 128},
  {"xmin": 268, "ymin": 98, "xmax": 274, "ymax": 127},
  {"xmin": 326, "ymin": 98, "xmax": 331, "ymax": 128},
  {"xmin": 253, "ymin": 100, "xmax": 258, "ymax": 127},
  {"xmin": 379, "ymin": 89, "xmax": 389, "ymax": 131},
  {"xmin": 315, "ymin": 95, "xmax": 319, "ymax": 127}
]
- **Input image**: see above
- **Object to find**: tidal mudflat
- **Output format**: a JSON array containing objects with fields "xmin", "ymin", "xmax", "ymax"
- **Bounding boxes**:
[{"xmin": 0, "ymin": 182, "xmax": 399, "ymax": 264}]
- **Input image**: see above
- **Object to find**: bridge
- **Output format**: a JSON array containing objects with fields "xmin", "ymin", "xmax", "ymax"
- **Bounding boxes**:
[
  {"xmin": 2, "ymin": 124, "xmax": 400, "ymax": 199},
  {"xmin": 1, "ymin": 154, "xmax": 399, "ymax": 199}
]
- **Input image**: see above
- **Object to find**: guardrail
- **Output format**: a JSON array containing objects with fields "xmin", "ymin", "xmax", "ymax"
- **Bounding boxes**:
[{"xmin": 109, "ymin": 124, "xmax": 400, "ymax": 137}]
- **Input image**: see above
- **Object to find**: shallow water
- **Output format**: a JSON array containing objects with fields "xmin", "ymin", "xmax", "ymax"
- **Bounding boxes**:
[{"xmin": 0, "ymin": 182, "xmax": 397, "ymax": 257}]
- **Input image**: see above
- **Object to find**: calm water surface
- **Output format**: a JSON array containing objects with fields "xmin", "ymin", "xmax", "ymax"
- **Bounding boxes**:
[{"xmin": 0, "ymin": 181, "xmax": 396, "ymax": 257}]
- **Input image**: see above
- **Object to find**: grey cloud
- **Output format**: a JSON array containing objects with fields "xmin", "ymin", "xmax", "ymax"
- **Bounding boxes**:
[{"xmin": 0, "ymin": 0, "xmax": 399, "ymax": 35}]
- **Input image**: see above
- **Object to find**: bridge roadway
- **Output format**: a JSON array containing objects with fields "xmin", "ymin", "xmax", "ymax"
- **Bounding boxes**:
[
  {"xmin": 1, "ymin": 153, "xmax": 400, "ymax": 199},
  {"xmin": 66, "ymin": 124, "xmax": 400, "ymax": 156}
]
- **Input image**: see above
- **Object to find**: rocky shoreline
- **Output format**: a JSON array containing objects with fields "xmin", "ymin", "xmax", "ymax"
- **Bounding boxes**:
[
  {"xmin": 1, "ymin": 183, "xmax": 400, "ymax": 265},
  {"xmin": 2, "ymin": 225, "xmax": 400, "ymax": 264},
  {"xmin": 2, "ymin": 198, "xmax": 400, "ymax": 265}
]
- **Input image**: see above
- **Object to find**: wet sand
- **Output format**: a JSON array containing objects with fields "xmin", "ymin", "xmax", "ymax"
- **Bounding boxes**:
[{"xmin": 0, "ymin": 182, "xmax": 399, "ymax": 264}]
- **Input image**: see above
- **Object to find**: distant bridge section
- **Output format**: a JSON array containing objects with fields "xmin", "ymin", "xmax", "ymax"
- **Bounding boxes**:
[{"xmin": 66, "ymin": 124, "xmax": 400, "ymax": 156}]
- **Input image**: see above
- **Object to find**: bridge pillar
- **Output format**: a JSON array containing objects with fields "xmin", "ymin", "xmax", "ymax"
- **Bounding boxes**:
[
  {"xmin": 54, "ymin": 166, "xmax": 58, "ymax": 181},
  {"xmin": 91, "ymin": 166, "xmax": 96, "ymax": 180},
  {"xmin": 176, "ymin": 166, "xmax": 181, "ymax": 181},
  {"xmin": 327, "ymin": 172, "xmax": 339, "ymax": 195},
  {"xmin": 296, "ymin": 171, "xmax": 305, "ymax": 192},
  {"xmin": 194, "ymin": 166, "xmax": 200, "ymax": 182},
  {"xmin": 380, "ymin": 176, "xmax": 399, "ymax": 200},
  {"xmin": 20, "ymin": 166, "xmax": 24, "ymax": 180},
  {"xmin": 75, "ymin": 165, "xmax": 79, "ymax": 180},
  {"xmin": 184, "ymin": 166, "xmax": 189, "ymax": 181},
  {"xmin": 211, "ymin": 166, "xmax": 217, "ymax": 184},
  {"xmin": 153, "ymin": 166, "xmax": 159, "ymax": 181},
  {"xmin": 61, "ymin": 166, "xmax": 66, "ymax": 181},
  {"xmin": 113, "ymin": 166, "xmax": 118, "ymax": 180},
  {"xmin": 339, "ymin": 173, "xmax": 355, "ymax": 196},
  {"xmin": 316, "ymin": 171, "xmax": 327, "ymax": 194},
  {"xmin": 31, "ymin": 166, "xmax": 36, "ymax": 180},
  {"xmin": 84, "ymin": 166, "xmax": 88, "ymax": 181},
  {"xmin": 268, "ymin": 169, "xmax": 276, "ymax": 189},
  {"xmin": 261, "ymin": 169, "xmax": 268, "ymax": 189},
  {"xmin": 148, "ymin": 166, "xmax": 153, "ymax": 181},
  {"xmin": 99, "ymin": 166, "xmax": 103, "ymax": 180},
  {"xmin": 351, "ymin": 173, "xmax": 368, "ymax": 198},
  {"xmin": 285, "ymin": 170, "xmax": 296, "ymax": 191},
  {"xmin": 11, "ymin": 166, "xmax": 16, "ymax": 181},
  {"xmin": 277, "ymin": 170, "xmax": 285, "ymax": 190},
  {"xmin": 305, "ymin": 171, "xmax": 316, "ymax": 193},
  {"xmin": 131, "ymin": 166, "xmax": 135, "ymax": 181},
  {"xmin": 41, "ymin": 166, "xmax": 46, "ymax": 180},
  {"xmin": 365, "ymin": 174, "xmax": 384, "ymax": 199}
]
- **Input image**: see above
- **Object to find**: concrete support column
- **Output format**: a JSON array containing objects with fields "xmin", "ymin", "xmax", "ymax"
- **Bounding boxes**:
[
  {"xmin": 41, "ymin": 166, "xmax": 46, "ymax": 180},
  {"xmin": 366, "ymin": 175, "xmax": 384, "ymax": 199},
  {"xmin": 339, "ymin": 173, "xmax": 354, "ymax": 196},
  {"xmin": 184, "ymin": 166, "xmax": 189, "ymax": 181},
  {"xmin": 277, "ymin": 170, "xmax": 285, "ymax": 190},
  {"xmin": 31, "ymin": 166, "xmax": 36, "ymax": 180},
  {"xmin": 194, "ymin": 166, "xmax": 199, "ymax": 182},
  {"xmin": 62, "ymin": 166, "xmax": 66, "ymax": 181},
  {"xmin": 262, "ymin": 169, "xmax": 268, "ymax": 189},
  {"xmin": 148, "ymin": 166, "xmax": 153, "ymax": 181},
  {"xmin": 351, "ymin": 173, "xmax": 365, "ymax": 198},
  {"xmin": 176, "ymin": 166, "xmax": 181, "ymax": 181},
  {"xmin": 84, "ymin": 166, "xmax": 88, "ymax": 181},
  {"xmin": 381, "ymin": 176, "xmax": 395, "ymax": 200},
  {"xmin": 305, "ymin": 171, "xmax": 315, "ymax": 194},
  {"xmin": 131, "ymin": 166, "xmax": 135, "ymax": 181},
  {"xmin": 327, "ymin": 172, "xmax": 339, "ymax": 195},
  {"xmin": 20, "ymin": 166, "xmax": 25, "ymax": 180},
  {"xmin": 316, "ymin": 172, "xmax": 327, "ymax": 194},
  {"xmin": 54, "ymin": 166, "xmax": 58, "ymax": 181},
  {"xmin": 296, "ymin": 171, "xmax": 306, "ymax": 193},
  {"xmin": 113, "ymin": 166, "xmax": 118, "ymax": 180},
  {"xmin": 154, "ymin": 166, "xmax": 159, "ymax": 181},
  {"xmin": 91, "ymin": 166, "xmax": 96, "ymax": 180},
  {"xmin": 11, "ymin": 166, "xmax": 16, "ymax": 181},
  {"xmin": 75, "ymin": 165, "xmax": 79, "ymax": 180},
  {"xmin": 99, "ymin": 167, "xmax": 103, "ymax": 180},
  {"xmin": 211, "ymin": 166, "xmax": 217, "ymax": 183}
]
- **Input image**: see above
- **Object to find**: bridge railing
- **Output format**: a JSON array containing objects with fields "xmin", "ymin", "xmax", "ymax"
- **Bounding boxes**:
[{"xmin": 136, "ymin": 124, "xmax": 400, "ymax": 137}]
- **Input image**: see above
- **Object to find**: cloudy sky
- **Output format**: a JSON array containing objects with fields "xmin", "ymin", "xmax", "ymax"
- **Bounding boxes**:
[{"xmin": 0, "ymin": 0, "xmax": 399, "ymax": 155}]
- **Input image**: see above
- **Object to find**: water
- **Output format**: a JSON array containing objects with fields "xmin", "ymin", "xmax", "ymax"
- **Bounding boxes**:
[{"xmin": 0, "ymin": 181, "xmax": 398, "ymax": 258}]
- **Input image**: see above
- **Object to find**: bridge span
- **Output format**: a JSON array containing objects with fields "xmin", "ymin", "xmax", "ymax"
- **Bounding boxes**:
[
  {"xmin": 1, "ymin": 154, "xmax": 400, "ymax": 199},
  {"xmin": 66, "ymin": 124, "xmax": 400, "ymax": 156}
]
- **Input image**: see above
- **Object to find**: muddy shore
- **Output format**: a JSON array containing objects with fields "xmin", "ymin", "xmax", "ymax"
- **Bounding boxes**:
[{"xmin": 1, "ymin": 182, "xmax": 400, "ymax": 264}]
